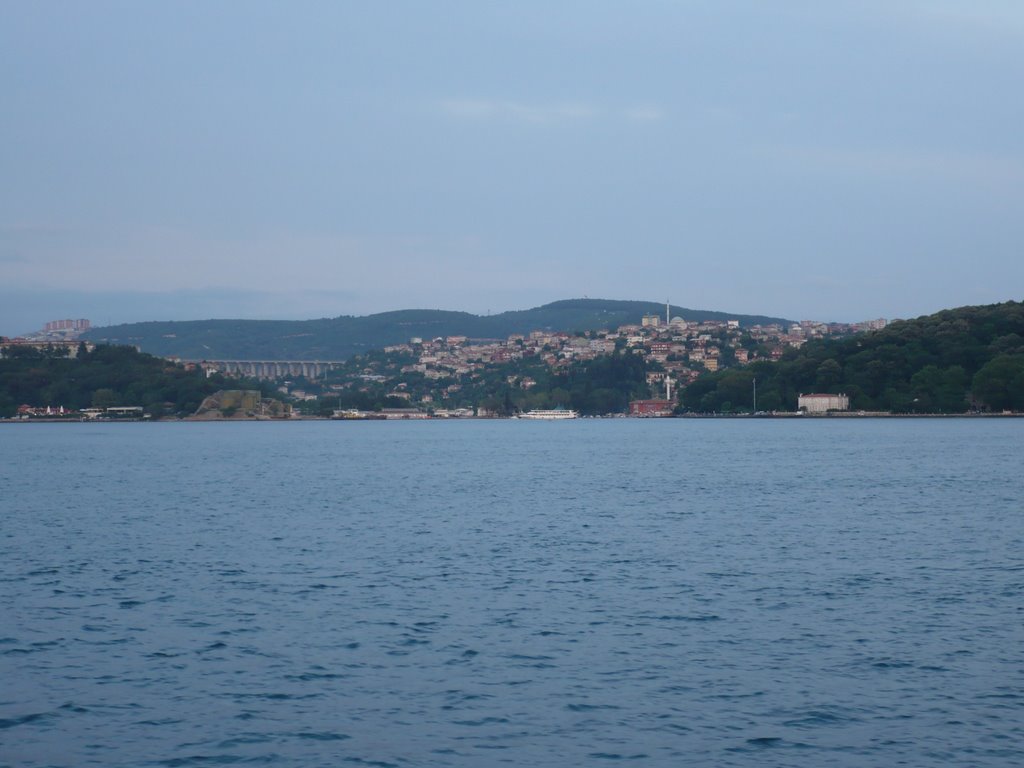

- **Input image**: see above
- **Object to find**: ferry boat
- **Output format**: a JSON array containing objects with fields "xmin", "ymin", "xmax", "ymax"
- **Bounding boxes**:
[{"xmin": 516, "ymin": 408, "xmax": 579, "ymax": 420}]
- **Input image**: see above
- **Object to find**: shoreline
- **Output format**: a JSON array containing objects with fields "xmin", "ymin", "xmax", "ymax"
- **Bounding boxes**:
[{"xmin": 3, "ymin": 412, "xmax": 1023, "ymax": 424}]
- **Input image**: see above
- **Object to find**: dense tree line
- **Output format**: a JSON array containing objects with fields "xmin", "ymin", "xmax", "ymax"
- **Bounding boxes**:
[
  {"xmin": 682, "ymin": 301, "xmax": 1024, "ymax": 413},
  {"xmin": 471, "ymin": 350, "xmax": 650, "ymax": 416},
  {"xmin": 0, "ymin": 344, "xmax": 279, "ymax": 418},
  {"xmin": 563, "ymin": 349, "xmax": 650, "ymax": 414}
]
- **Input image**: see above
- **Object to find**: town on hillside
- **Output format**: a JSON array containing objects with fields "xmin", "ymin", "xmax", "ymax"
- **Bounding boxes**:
[
  {"xmin": 7, "ymin": 304, "xmax": 1024, "ymax": 418},
  {"xmin": 1, "ymin": 311, "xmax": 888, "ymax": 419},
  {"xmin": 197, "ymin": 309, "xmax": 885, "ymax": 418}
]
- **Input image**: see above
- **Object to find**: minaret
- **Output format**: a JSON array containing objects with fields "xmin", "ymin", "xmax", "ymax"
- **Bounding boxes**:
[{"xmin": 666, "ymin": 299, "xmax": 670, "ymax": 327}]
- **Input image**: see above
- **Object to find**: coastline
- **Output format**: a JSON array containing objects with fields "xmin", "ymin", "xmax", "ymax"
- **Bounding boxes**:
[{"xmin": 3, "ymin": 412, "xmax": 1022, "ymax": 424}]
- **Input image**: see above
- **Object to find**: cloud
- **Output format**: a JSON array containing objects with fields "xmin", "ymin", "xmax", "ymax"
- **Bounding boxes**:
[{"xmin": 440, "ymin": 99, "xmax": 598, "ymax": 123}]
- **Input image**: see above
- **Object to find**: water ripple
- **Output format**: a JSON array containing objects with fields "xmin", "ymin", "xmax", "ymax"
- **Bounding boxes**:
[{"xmin": 2, "ymin": 420, "xmax": 1022, "ymax": 767}]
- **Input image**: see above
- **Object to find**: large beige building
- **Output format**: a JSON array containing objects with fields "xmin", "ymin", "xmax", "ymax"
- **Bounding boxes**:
[{"xmin": 798, "ymin": 393, "xmax": 850, "ymax": 413}]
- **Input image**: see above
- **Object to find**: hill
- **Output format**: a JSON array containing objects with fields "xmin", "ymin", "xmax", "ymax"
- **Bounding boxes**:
[
  {"xmin": 0, "ymin": 343, "xmax": 277, "ymax": 419},
  {"xmin": 682, "ymin": 301, "xmax": 1024, "ymax": 413},
  {"xmin": 81, "ymin": 299, "xmax": 790, "ymax": 361}
]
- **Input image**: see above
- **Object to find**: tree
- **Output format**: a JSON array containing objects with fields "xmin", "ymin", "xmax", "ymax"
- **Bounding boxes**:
[
  {"xmin": 717, "ymin": 370, "xmax": 755, "ymax": 412},
  {"xmin": 815, "ymin": 359, "xmax": 841, "ymax": 390},
  {"xmin": 971, "ymin": 355, "xmax": 1024, "ymax": 411},
  {"xmin": 935, "ymin": 366, "xmax": 969, "ymax": 412},
  {"xmin": 681, "ymin": 301, "xmax": 1024, "ymax": 414},
  {"xmin": 92, "ymin": 388, "xmax": 118, "ymax": 409}
]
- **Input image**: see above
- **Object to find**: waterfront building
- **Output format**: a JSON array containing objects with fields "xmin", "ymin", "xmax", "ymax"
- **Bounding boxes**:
[
  {"xmin": 629, "ymin": 399, "xmax": 674, "ymax": 417},
  {"xmin": 380, "ymin": 408, "xmax": 429, "ymax": 419},
  {"xmin": 798, "ymin": 393, "xmax": 850, "ymax": 413}
]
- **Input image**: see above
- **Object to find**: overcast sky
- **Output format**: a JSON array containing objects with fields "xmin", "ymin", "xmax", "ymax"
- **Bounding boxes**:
[{"xmin": 2, "ymin": 1, "xmax": 1022, "ymax": 335}]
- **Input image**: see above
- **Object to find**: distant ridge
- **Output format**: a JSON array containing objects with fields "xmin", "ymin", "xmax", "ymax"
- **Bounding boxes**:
[{"xmin": 82, "ymin": 298, "xmax": 792, "ymax": 360}]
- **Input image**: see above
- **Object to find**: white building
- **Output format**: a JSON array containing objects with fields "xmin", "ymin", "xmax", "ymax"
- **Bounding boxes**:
[{"xmin": 798, "ymin": 393, "xmax": 850, "ymax": 413}]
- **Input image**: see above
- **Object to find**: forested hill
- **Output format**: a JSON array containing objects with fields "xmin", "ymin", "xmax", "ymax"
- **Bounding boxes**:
[
  {"xmin": 82, "ymin": 299, "xmax": 790, "ymax": 360},
  {"xmin": 683, "ymin": 301, "xmax": 1024, "ymax": 413},
  {"xmin": 0, "ymin": 344, "xmax": 276, "ymax": 418}
]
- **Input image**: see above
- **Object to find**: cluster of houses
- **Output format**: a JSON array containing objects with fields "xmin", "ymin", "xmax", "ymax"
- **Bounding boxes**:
[
  {"xmin": 304, "ymin": 312, "xmax": 878, "ymax": 414},
  {"xmin": 374, "ymin": 314, "xmax": 870, "ymax": 389},
  {"xmin": 0, "ymin": 338, "xmax": 94, "ymax": 358},
  {"xmin": 0, "ymin": 318, "xmax": 94, "ymax": 351}
]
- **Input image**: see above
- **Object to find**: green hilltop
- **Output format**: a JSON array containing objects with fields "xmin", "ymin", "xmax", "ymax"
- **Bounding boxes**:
[
  {"xmin": 82, "ymin": 299, "xmax": 791, "ymax": 360},
  {"xmin": 683, "ymin": 300, "xmax": 1024, "ymax": 413}
]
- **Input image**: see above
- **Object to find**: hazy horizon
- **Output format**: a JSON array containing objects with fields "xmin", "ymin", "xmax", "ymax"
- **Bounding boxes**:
[
  {"xmin": 0, "ymin": 287, "xmax": 1011, "ymax": 338},
  {"xmin": 6, "ymin": 291, "xmax": 923, "ymax": 338},
  {"xmin": 4, "ymin": 2, "xmax": 1022, "ymax": 335}
]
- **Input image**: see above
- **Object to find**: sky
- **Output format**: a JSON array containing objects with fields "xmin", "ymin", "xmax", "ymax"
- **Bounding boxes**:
[{"xmin": 2, "ymin": 1, "xmax": 1023, "ymax": 335}]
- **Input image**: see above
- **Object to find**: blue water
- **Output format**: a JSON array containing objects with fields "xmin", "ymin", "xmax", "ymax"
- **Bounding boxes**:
[{"xmin": 1, "ymin": 419, "xmax": 1022, "ymax": 767}]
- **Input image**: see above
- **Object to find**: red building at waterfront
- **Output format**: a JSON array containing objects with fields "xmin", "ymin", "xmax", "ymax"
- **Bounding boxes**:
[{"xmin": 629, "ymin": 399, "xmax": 674, "ymax": 417}]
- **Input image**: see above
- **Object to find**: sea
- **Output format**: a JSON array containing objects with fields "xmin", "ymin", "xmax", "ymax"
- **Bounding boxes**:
[{"xmin": 1, "ymin": 419, "xmax": 1022, "ymax": 767}]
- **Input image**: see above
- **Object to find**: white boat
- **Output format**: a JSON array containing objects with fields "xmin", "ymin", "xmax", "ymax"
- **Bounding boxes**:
[{"xmin": 516, "ymin": 408, "xmax": 579, "ymax": 420}]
